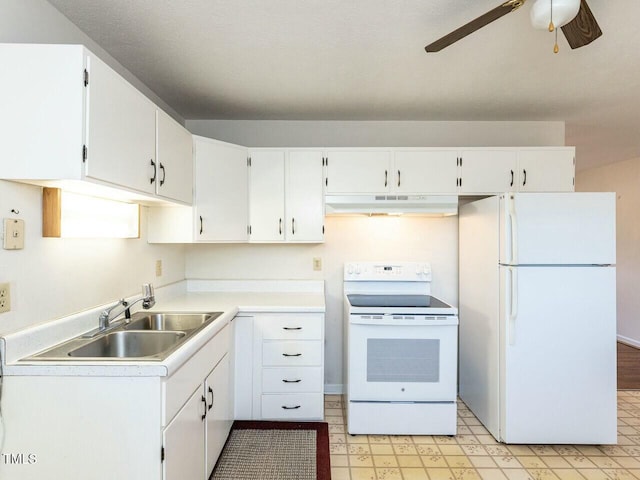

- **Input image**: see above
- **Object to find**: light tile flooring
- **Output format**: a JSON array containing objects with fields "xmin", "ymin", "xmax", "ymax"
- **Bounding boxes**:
[{"xmin": 325, "ymin": 391, "xmax": 640, "ymax": 480}]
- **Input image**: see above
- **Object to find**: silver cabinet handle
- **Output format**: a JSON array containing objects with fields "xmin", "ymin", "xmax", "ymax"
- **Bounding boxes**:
[
  {"xmin": 397, "ymin": 170, "xmax": 401, "ymax": 187},
  {"xmin": 282, "ymin": 379, "xmax": 302, "ymax": 383},
  {"xmin": 199, "ymin": 216, "xmax": 203, "ymax": 235},
  {"xmin": 208, "ymin": 386, "xmax": 214, "ymax": 411},
  {"xmin": 201, "ymin": 395, "xmax": 207, "ymax": 421},
  {"xmin": 279, "ymin": 218, "xmax": 282, "ymax": 235},
  {"xmin": 292, "ymin": 217, "xmax": 295, "ymax": 235},
  {"xmin": 282, "ymin": 353, "xmax": 302, "ymax": 357},
  {"xmin": 522, "ymin": 169, "xmax": 527, "ymax": 186},
  {"xmin": 384, "ymin": 170, "xmax": 388, "ymax": 187},
  {"xmin": 283, "ymin": 327, "xmax": 302, "ymax": 330},
  {"xmin": 281, "ymin": 405, "xmax": 301, "ymax": 410},
  {"xmin": 510, "ymin": 169, "xmax": 514, "ymax": 187}
]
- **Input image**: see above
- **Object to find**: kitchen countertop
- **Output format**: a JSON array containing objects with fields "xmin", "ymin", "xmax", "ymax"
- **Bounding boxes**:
[{"xmin": 1, "ymin": 281, "xmax": 325, "ymax": 378}]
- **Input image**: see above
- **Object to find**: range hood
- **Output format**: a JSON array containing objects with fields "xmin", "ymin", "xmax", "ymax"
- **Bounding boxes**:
[{"xmin": 325, "ymin": 194, "xmax": 458, "ymax": 216}]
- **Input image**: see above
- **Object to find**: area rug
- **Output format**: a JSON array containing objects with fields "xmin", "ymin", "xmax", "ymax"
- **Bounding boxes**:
[{"xmin": 210, "ymin": 421, "xmax": 331, "ymax": 480}]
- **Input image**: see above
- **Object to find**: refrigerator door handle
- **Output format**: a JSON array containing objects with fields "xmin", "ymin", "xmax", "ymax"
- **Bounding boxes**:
[
  {"xmin": 509, "ymin": 267, "xmax": 518, "ymax": 345},
  {"xmin": 507, "ymin": 194, "xmax": 518, "ymax": 264}
]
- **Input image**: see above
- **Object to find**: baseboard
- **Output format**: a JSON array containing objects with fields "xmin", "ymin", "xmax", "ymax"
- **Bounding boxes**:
[
  {"xmin": 617, "ymin": 334, "xmax": 640, "ymax": 349},
  {"xmin": 324, "ymin": 384, "xmax": 343, "ymax": 395}
]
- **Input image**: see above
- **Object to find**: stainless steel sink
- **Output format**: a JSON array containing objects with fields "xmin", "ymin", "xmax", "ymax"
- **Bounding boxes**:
[
  {"xmin": 124, "ymin": 312, "xmax": 220, "ymax": 332},
  {"xmin": 68, "ymin": 331, "xmax": 186, "ymax": 358},
  {"xmin": 26, "ymin": 311, "xmax": 224, "ymax": 361}
]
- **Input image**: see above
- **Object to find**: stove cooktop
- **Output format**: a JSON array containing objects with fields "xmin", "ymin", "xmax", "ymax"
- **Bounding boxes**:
[{"xmin": 347, "ymin": 294, "xmax": 452, "ymax": 309}]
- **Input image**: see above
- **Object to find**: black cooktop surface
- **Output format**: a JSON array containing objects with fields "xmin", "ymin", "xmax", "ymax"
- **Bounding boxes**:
[{"xmin": 347, "ymin": 294, "xmax": 451, "ymax": 309}]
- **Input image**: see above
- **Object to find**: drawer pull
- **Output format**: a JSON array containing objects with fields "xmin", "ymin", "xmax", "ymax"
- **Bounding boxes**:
[
  {"xmin": 282, "ymin": 327, "xmax": 302, "ymax": 331},
  {"xmin": 282, "ymin": 405, "xmax": 301, "ymax": 410},
  {"xmin": 282, "ymin": 353, "xmax": 302, "ymax": 357},
  {"xmin": 282, "ymin": 379, "xmax": 302, "ymax": 383}
]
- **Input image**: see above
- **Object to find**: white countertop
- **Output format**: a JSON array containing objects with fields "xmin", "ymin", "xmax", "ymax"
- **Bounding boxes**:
[{"xmin": 1, "ymin": 280, "xmax": 325, "ymax": 377}]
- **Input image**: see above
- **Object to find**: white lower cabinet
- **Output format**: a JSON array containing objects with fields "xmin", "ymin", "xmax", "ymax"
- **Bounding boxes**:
[
  {"xmin": 252, "ymin": 313, "xmax": 325, "ymax": 420},
  {"xmin": 205, "ymin": 354, "xmax": 232, "ymax": 474},
  {"xmin": 163, "ymin": 325, "xmax": 232, "ymax": 480},
  {"xmin": 0, "ymin": 325, "xmax": 231, "ymax": 480},
  {"xmin": 164, "ymin": 387, "xmax": 206, "ymax": 480},
  {"xmin": 233, "ymin": 312, "xmax": 325, "ymax": 420}
]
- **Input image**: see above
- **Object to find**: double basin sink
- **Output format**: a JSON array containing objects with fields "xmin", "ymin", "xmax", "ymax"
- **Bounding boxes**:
[{"xmin": 29, "ymin": 312, "xmax": 223, "ymax": 361}]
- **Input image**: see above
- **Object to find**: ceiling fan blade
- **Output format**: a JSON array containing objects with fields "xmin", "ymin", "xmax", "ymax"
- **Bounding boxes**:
[
  {"xmin": 425, "ymin": 1, "xmax": 526, "ymax": 53},
  {"xmin": 561, "ymin": 0, "xmax": 602, "ymax": 49}
]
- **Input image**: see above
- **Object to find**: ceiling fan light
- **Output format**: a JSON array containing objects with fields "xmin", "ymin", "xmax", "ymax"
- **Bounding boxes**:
[{"xmin": 530, "ymin": 0, "xmax": 580, "ymax": 30}]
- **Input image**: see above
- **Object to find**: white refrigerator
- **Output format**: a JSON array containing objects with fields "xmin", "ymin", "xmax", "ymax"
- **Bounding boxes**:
[{"xmin": 459, "ymin": 193, "xmax": 617, "ymax": 444}]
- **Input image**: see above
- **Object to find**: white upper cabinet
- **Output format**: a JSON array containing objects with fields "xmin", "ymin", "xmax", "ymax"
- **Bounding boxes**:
[
  {"xmin": 85, "ymin": 53, "xmax": 157, "ymax": 194},
  {"xmin": 195, "ymin": 137, "xmax": 249, "ymax": 242},
  {"xmin": 517, "ymin": 148, "xmax": 575, "ymax": 192},
  {"xmin": 458, "ymin": 148, "xmax": 574, "ymax": 194},
  {"xmin": 325, "ymin": 150, "xmax": 392, "ymax": 194},
  {"xmin": 0, "ymin": 44, "xmax": 85, "ymax": 179},
  {"xmin": 0, "ymin": 43, "xmax": 191, "ymax": 203},
  {"xmin": 394, "ymin": 150, "xmax": 459, "ymax": 194},
  {"xmin": 287, "ymin": 151, "xmax": 325, "ymax": 242},
  {"xmin": 156, "ymin": 109, "xmax": 193, "ymax": 204},
  {"xmin": 249, "ymin": 149, "xmax": 324, "ymax": 243},
  {"xmin": 458, "ymin": 150, "xmax": 518, "ymax": 194},
  {"xmin": 249, "ymin": 150, "xmax": 286, "ymax": 242}
]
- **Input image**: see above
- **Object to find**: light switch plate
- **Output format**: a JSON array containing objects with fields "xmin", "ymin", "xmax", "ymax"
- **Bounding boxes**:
[{"xmin": 3, "ymin": 218, "xmax": 25, "ymax": 250}]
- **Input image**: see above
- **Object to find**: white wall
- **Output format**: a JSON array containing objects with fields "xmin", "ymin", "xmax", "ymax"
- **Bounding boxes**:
[
  {"xmin": 0, "ymin": 0, "xmax": 182, "ymax": 123},
  {"xmin": 186, "ymin": 215, "xmax": 458, "ymax": 389},
  {"xmin": 186, "ymin": 120, "xmax": 565, "ymax": 148},
  {"xmin": 577, "ymin": 157, "xmax": 640, "ymax": 347},
  {"xmin": 0, "ymin": 181, "xmax": 185, "ymax": 334}
]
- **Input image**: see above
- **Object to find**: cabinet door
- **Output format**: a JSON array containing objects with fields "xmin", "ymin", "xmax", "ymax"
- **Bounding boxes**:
[
  {"xmin": 325, "ymin": 150, "xmax": 391, "ymax": 194},
  {"xmin": 394, "ymin": 150, "xmax": 458, "ymax": 193},
  {"xmin": 459, "ymin": 150, "xmax": 518, "ymax": 194},
  {"xmin": 287, "ymin": 151, "xmax": 324, "ymax": 242},
  {"xmin": 517, "ymin": 148, "xmax": 575, "ymax": 192},
  {"xmin": 163, "ymin": 388, "xmax": 206, "ymax": 480},
  {"xmin": 156, "ymin": 109, "xmax": 193, "ymax": 204},
  {"xmin": 195, "ymin": 137, "xmax": 249, "ymax": 241},
  {"xmin": 205, "ymin": 354, "xmax": 232, "ymax": 476},
  {"xmin": 85, "ymin": 54, "xmax": 156, "ymax": 194},
  {"xmin": 249, "ymin": 150, "xmax": 286, "ymax": 242}
]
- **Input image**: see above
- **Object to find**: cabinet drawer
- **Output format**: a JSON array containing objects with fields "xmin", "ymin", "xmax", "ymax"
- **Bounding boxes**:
[
  {"xmin": 262, "ymin": 341, "xmax": 322, "ymax": 366},
  {"xmin": 262, "ymin": 367, "xmax": 323, "ymax": 393},
  {"xmin": 261, "ymin": 394, "xmax": 324, "ymax": 420},
  {"xmin": 258, "ymin": 315, "xmax": 323, "ymax": 340}
]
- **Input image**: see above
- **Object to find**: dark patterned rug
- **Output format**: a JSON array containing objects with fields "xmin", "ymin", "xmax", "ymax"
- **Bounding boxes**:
[{"xmin": 210, "ymin": 421, "xmax": 331, "ymax": 480}]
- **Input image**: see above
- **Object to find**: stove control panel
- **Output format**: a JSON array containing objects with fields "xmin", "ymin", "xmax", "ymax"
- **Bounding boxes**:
[{"xmin": 344, "ymin": 262, "xmax": 432, "ymax": 281}]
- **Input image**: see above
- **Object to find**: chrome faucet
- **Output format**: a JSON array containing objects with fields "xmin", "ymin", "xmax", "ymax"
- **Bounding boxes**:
[{"xmin": 93, "ymin": 284, "xmax": 156, "ymax": 335}]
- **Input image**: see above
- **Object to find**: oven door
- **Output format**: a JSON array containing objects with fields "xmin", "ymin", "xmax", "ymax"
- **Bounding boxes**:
[{"xmin": 348, "ymin": 317, "xmax": 458, "ymax": 402}]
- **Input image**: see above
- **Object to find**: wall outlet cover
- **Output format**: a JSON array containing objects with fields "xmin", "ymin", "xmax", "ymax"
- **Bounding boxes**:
[{"xmin": 0, "ymin": 282, "xmax": 10, "ymax": 313}]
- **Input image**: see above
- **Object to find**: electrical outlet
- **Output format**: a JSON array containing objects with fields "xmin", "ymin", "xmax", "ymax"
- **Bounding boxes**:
[
  {"xmin": 0, "ymin": 282, "xmax": 10, "ymax": 313},
  {"xmin": 155, "ymin": 260, "xmax": 163, "ymax": 277},
  {"xmin": 313, "ymin": 257, "xmax": 322, "ymax": 271}
]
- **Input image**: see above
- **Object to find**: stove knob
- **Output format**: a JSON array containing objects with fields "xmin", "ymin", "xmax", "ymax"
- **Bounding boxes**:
[
  {"xmin": 355, "ymin": 265, "xmax": 362, "ymax": 275},
  {"xmin": 347, "ymin": 264, "xmax": 354, "ymax": 275}
]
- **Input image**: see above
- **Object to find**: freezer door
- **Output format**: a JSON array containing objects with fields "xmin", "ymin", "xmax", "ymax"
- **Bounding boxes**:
[
  {"xmin": 499, "ymin": 265, "xmax": 617, "ymax": 444},
  {"xmin": 499, "ymin": 193, "xmax": 616, "ymax": 265}
]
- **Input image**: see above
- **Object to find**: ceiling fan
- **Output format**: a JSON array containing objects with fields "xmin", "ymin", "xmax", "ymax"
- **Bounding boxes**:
[{"xmin": 425, "ymin": 0, "xmax": 602, "ymax": 53}]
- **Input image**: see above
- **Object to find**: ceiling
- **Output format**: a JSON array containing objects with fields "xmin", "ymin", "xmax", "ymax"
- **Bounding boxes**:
[{"xmin": 47, "ymin": 0, "xmax": 640, "ymax": 171}]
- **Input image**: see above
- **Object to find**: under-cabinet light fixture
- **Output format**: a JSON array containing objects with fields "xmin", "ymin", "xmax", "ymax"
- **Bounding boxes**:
[{"xmin": 42, "ymin": 188, "xmax": 140, "ymax": 238}]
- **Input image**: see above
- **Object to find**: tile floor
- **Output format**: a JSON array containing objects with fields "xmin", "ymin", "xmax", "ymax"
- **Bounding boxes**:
[{"xmin": 325, "ymin": 391, "xmax": 640, "ymax": 480}]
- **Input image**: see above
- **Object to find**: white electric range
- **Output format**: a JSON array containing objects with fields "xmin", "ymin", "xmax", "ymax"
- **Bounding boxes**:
[{"xmin": 343, "ymin": 262, "xmax": 458, "ymax": 435}]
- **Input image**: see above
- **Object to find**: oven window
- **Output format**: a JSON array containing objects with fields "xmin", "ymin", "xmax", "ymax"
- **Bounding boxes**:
[{"xmin": 367, "ymin": 339, "xmax": 440, "ymax": 383}]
